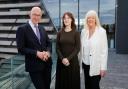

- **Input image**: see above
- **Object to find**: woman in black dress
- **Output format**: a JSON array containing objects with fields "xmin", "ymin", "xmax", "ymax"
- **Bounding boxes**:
[{"xmin": 55, "ymin": 12, "xmax": 80, "ymax": 89}]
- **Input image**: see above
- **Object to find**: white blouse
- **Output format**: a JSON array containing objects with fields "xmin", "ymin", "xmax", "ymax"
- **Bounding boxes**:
[{"xmin": 82, "ymin": 38, "xmax": 91, "ymax": 65}]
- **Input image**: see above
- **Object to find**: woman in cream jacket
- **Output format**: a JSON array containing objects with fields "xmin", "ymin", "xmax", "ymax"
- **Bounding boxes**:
[{"xmin": 80, "ymin": 10, "xmax": 108, "ymax": 89}]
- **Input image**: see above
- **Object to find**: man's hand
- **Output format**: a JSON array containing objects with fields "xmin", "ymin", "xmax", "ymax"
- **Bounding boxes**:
[
  {"xmin": 36, "ymin": 51, "xmax": 50, "ymax": 61},
  {"xmin": 36, "ymin": 51, "xmax": 44, "ymax": 60},
  {"xmin": 46, "ymin": 51, "xmax": 50, "ymax": 57},
  {"xmin": 42, "ymin": 51, "xmax": 51, "ymax": 61}
]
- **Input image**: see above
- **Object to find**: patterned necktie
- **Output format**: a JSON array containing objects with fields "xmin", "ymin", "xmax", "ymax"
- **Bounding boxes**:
[{"xmin": 34, "ymin": 25, "xmax": 40, "ymax": 42}]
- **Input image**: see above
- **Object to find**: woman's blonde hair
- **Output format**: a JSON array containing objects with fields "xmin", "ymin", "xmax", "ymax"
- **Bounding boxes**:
[{"xmin": 84, "ymin": 10, "xmax": 101, "ymax": 30}]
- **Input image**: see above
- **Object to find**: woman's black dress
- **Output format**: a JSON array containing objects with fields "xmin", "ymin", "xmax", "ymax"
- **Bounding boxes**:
[{"xmin": 55, "ymin": 30, "xmax": 80, "ymax": 89}]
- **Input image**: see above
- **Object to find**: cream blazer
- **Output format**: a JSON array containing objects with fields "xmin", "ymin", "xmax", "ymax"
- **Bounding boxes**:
[{"xmin": 79, "ymin": 27, "xmax": 108, "ymax": 76}]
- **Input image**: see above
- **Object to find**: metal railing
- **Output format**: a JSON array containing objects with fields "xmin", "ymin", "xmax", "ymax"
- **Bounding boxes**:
[
  {"xmin": 0, "ymin": 39, "xmax": 57, "ymax": 89},
  {"xmin": 40, "ymin": 0, "xmax": 58, "ymax": 32}
]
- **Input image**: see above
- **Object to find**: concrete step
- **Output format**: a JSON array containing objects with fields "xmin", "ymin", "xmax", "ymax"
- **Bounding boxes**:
[
  {"xmin": 0, "ymin": 19, "xmax": 16, "ymax": 23},
  {"xmin": 0, "ymin": 2, "xmax": 40, "ymax": 9},
  {"xmin": 0, "ymin": 41, "xmax": 11, "ymax": 46},
  {"xmin": 0, "ymin": 26, "xmax": 54, "ymax": 35},
  {"xmin": 16, "ymin": 18, "xmax": 49, "ymax": 23},
  {"xmin": 44, "ymin": 26, "xmax": 54, "ymax": 31},
  {"xmin": 0, "ymin": 48, "xmax": 17, "ymax": 54},
  {"xmin": 0, "ymin": 33, "xmax": 15, "ymax": 38},
  {"xmin": 0, "ymin": 26, "xmax": 18, "ymax": 31},
  {"xmin": 0, "ymin": 53, "xmax": 15, "ymax": 59},
  {"xmin": 0, "ymin": 11, "xmax": 30, "ymax": 16},
  {"xmin": 0, "ymin": 18, "xmax": 48, "ymax": 23},
  {"xmin": 0, "ymin": 26, "xmax": 12, "ymax": 31},
  {"xmin": 0, "ymin": 41, "xmax": 16, "ymax": 47}
]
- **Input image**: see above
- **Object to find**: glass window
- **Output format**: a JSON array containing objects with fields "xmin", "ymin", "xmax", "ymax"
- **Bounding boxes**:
[{"xmin": 43, "ymin": 0, "xmax": 116, "ymax": 48}]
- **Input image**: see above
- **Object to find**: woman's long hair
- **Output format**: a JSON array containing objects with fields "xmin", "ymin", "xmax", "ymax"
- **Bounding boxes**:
[
  {"xmin": 62, "ymin": 12, "xmax": 76, "ymax": 31},
  {"xmin": 84, "ymin": 10, "xmax": 101, "ymax": 30}
]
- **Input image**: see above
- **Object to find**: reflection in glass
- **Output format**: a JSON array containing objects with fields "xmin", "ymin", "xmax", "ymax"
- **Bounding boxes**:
[{"xmin": 43, "ymin": 0, "xmax": 116, "ymax": 48}]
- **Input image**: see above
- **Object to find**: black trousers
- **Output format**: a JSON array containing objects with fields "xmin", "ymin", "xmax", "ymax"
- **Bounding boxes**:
[
  {"xmin": 82, "ymin": 63, "xmax": 101, "ymax": 89},
  {"xmin": 29, "ymin": 66, "xmax": 52, "ymax": 89}
]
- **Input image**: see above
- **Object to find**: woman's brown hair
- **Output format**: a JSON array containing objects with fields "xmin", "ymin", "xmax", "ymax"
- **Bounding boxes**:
[{"xmin": 62, "ymin": 12, "xmax": 76, "ymax": 31}]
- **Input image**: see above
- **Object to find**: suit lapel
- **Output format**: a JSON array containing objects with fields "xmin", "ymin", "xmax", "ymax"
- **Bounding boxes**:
[
  {"xmin": 27, "ymin": 23, "xmax": 41, "ymax": 45},
  {"xmin": 38, "ymin": 26, "xmax": 44, "ymax": 45}
]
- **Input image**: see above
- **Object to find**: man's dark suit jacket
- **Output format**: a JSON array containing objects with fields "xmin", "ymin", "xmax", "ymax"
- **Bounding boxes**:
[{"xmin": 16, "ymin": 23, "xmax": 52, "ymax": 72}]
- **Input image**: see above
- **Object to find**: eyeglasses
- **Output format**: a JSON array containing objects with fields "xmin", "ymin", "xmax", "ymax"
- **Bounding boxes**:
[{"xmin": 32, "ymin": 13, "xmax": 42, "ymax": 17}]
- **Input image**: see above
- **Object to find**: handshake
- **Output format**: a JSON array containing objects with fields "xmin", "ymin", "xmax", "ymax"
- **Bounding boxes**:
[{"xmin": 36, "ymin": 51, "xmax": 50, "ymax": 61}]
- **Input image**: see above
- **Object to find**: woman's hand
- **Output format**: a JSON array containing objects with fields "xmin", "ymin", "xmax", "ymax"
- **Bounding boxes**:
[
  {"xmin": 62, "ymin": 58, "xmax": 70, "ymax": 66},
  {"xmin": 100, "ymin": 70, "xmax": 106, "ymax": 77}
]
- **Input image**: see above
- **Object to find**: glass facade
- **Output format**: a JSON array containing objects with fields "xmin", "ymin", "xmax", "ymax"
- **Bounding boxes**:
[{"xmin": 43, "ymin": 0, "xmax": 116, "ymax": 48}]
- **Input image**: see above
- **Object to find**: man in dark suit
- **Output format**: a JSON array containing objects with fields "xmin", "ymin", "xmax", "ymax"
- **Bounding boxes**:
[{"xmin": 16, "ymin": 7, "xmax": 52, "ymax": 89}]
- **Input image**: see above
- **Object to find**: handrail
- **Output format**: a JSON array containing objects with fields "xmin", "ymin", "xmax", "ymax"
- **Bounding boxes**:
[
  {"xmin": 40, "ymin": 0, "xmax": 58, "ymax": 32},
  {"xmin": 0, "ymin": 55, "xmax": 25, "ymax": 81},
  {"xmin": 0, "ymin": 2, "xmax": 40, "ymax": 9},
  {"xmin": 9, "ymin": 18, "xmax": 18, "ymax": 46},
  {"xmin": 0, "ymin": 55, "xmax": 28, "ymax": 89},
  {"xmin": 0, "ymin": 40, "xmax": 57, "ymax": 88}
]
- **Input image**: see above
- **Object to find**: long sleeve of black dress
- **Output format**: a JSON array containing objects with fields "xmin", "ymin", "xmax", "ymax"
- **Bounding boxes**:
[
  {"xmin": 67, "ymin": 31, "xmax": 80, "ymax": 61},
  {"xmin": 56, "ymin": 31, "xmax": 64, "ymax": 60}
]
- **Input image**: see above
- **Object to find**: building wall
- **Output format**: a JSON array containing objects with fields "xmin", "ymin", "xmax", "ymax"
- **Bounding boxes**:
[{"xmin": 116, "ymin": 0, "xmax": 128, "ymax": 53}]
